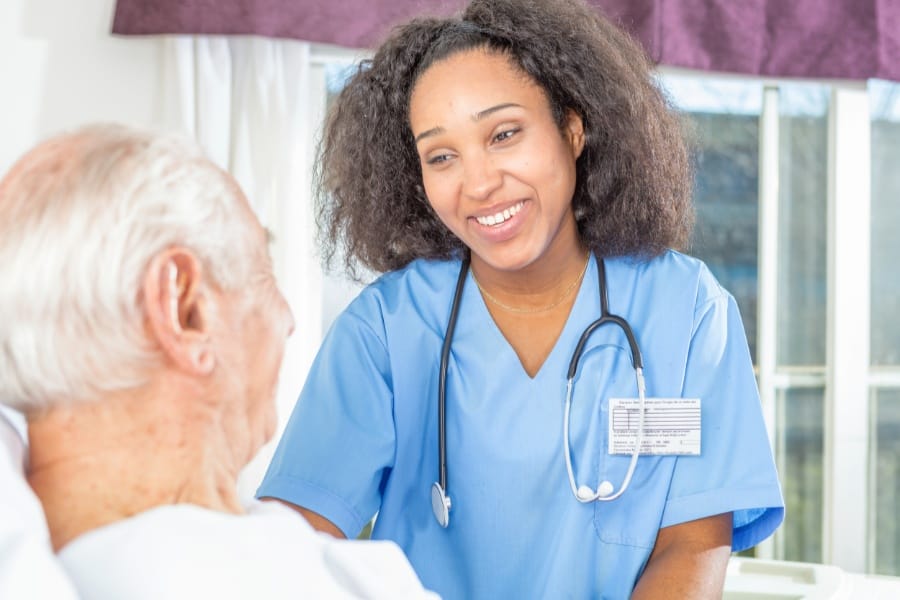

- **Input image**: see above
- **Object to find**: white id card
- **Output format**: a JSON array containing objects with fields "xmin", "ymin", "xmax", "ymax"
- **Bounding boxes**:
[{"xmin": 608, "ymin": 398, "xmax": 701, "ymax": 455}]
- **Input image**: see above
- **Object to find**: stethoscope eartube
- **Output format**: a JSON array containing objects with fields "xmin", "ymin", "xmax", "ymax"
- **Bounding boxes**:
[{"xmin": 433, "ymin": 254, "xmax": 647, "ymax": 527}]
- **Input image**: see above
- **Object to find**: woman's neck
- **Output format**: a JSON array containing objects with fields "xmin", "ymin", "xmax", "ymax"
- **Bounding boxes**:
[
  {"xmin": 469, "ymin": 230, "xmax": 590, "ymax": 314},
  {"xmin": 468, "ymin": 226, "xmax": 591, "ymax": 376}
]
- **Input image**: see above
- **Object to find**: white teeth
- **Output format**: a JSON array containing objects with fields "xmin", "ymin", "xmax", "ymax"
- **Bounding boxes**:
[{"xmin": 476, "ymin": 202, "xmax": 523, "ymax": 226}]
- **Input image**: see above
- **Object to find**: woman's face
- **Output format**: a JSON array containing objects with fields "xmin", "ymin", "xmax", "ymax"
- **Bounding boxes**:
[{"xmin": 409, "ymin": 48, "xmax": 584, "ymax": 273}]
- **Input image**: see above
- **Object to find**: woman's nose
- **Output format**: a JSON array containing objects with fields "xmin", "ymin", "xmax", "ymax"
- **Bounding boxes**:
[{"xmin": 461, "ymin": 156, "xmax": 502, "ymax": 201}]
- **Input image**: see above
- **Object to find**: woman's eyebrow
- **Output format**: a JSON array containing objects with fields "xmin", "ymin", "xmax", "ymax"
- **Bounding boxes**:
[
  {"xmin": 414, "ymin": 103, "xmax": 524, "ymax": 144},
  {"xmin": 415, "ymin": 126, "xmax": 445, "ymax": 144},
  {"xmin": 473, "ymin": 102, "xmax": 522, "ymax": 121}
]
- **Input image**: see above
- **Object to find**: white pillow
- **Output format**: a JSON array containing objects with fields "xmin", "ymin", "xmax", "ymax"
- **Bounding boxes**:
[{"xmin": 0, "ymin": 406, "xmax": 79, "ymax": 599}]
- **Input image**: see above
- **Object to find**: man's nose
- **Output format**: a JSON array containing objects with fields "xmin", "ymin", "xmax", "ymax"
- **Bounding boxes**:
[{"xmin": 281, "ymin": 295, "xmax": 296, "ymax": 338}]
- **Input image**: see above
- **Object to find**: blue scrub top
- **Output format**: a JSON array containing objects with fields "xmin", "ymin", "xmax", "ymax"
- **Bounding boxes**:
[{"xmin": 258, "ymin": 251, "xmax": 784, "ymax": 599}]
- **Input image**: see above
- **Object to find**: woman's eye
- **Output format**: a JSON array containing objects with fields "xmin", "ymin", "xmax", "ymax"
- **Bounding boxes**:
[
  {"xmin": 426, "ymin": 153, "xmax": 452, "ymax": 165},
  {"xmin": 493, "ymin": 129, "xmax": 519, "ymax": 143}
]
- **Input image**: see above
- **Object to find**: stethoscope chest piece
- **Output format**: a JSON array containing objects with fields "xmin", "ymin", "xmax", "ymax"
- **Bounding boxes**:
[{"xmin": 431, "ymin": 482, "xmax": 451, "ymax": 528}]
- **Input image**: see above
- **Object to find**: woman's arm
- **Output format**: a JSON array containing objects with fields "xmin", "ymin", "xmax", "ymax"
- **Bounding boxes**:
[
  {"xmin": 298, "ymin": 507, "xmax": 347, "ymax": 539},
  {"xmin": 631, "ymin": 512, "xmax": 732, "ymax": 599},
  {"xmin": 263, "ymin": 498, "xmax": 347, "ymax": 539}
]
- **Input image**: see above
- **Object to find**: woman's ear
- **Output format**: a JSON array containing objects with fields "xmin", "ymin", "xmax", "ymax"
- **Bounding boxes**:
[
  {"xmin": 565, "ymin": 109, "xmax": 586, "ymax": 159},
  {"xmin": 143, "ymin": 248, "xmax": 216, "ymax": 375}
]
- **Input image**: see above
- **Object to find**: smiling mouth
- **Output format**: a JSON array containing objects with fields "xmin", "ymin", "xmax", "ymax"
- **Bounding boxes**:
[{"xmin": 474, "ymin": 201, "xmax": 524, "ymax": 226}]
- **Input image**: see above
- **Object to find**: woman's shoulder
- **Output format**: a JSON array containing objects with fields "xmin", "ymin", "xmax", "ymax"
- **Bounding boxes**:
[
  {"xmin": 608, "ymin": 249, "xmax": 728, "ymax": 307},
  {"xmin": 341, "ymin": 257, "xmax": 464, "ymax": 324}
]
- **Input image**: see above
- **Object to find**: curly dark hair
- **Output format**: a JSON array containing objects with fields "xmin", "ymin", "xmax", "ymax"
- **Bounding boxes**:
[{"xmin": 317, "ymin": 0, "xmax": 693, "ymax": 278}]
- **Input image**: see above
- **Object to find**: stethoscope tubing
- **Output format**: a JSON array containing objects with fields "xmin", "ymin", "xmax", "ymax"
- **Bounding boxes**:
[
  {"xmin": 434, "ymin": 252, "xmax": 646, "ymax": 526},
  {"xmin": 567, "ymin": 259, "xmax": 642, "ymax": 376},
  {"xmin": 563, "ymin": 366, "xmax": 646, "ymax": 502},
  {"xmin": 438, "ymin": 256, "xmax": 470, "ymax": 494}
]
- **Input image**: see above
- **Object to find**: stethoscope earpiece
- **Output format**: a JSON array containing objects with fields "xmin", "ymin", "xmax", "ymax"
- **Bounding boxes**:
[
  {"xmin": 597, "ymin": 480, "xmax": 614, "ymax": 498},
  {"xmin": 575, "ymin": 480, "xmax": 616, "ymax": 502},
  {"xmin": 576, "ymin": 485, "xmax": 595, "ymax": 502}
]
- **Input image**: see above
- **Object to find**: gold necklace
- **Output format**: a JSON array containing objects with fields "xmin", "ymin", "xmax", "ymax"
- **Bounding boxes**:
[{"xmin": 471, "ymin": 256, "xmax": 591, "ymax": 314}]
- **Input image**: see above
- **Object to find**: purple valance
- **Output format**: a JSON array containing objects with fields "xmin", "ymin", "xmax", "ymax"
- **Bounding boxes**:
[{"xmin": 112, "ymin": 0, "xmax": 900, "ymax": 82}]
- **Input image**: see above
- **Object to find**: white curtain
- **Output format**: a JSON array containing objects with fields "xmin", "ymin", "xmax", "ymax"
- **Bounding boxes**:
[{"xmin": 161, "ymin": 36, "xmax": 324, "ymax": 501}]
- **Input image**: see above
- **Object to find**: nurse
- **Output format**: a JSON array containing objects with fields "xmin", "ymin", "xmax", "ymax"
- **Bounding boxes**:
[{"xmin": 258, "ymin": 0, "xmax": 784, "ymax": 597}]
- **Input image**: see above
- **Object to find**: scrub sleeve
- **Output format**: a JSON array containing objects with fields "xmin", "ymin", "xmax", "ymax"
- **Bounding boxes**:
[
  {"xmin": 259, "ymin": 307, "xmax": 394, "ymax": 538},
  {"xmin": 663, "ymin": 283, "xmax": 784, "ymax": 550}
]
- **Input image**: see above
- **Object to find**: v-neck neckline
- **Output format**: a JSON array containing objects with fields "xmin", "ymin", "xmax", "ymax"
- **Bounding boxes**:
[{"xmin": 466, "ymin": 253, "xmax": 597, "ymax": 382}]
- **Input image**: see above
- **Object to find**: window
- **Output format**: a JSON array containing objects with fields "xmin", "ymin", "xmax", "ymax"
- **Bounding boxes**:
[
  {"xmin": 317, "ymin": 56, "xmax": 370, "ymax": 331},
  {"xmin": 661, "ymin": 72, "xmax": 884, "ymax": 572},
  {"xmin": 665, "ymin": 75, "xmax": 762, "ymax": 359},
  {"xmin": 870, "ymin": 79, "xmax": 900, "ymax": 575},
  {"xmin": 873, "ymin": 389, "xmax": 900, "ymax": 574},
  {"xmin": 773, "ymin": 84, "xmax": 829, "ymax": 565}
]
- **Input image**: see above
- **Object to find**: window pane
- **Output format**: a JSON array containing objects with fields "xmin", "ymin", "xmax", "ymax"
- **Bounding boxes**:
[
  {"xmin": 325, "ymin": 62, "xmax": 357, "ymax": 108},
  {"xmin": 776, "ymin": 85, "xmax": 828, "ymax": 367},
  {"xmin": 775, "ymin": 387, "xmax": 824, "ymax": 563},
  {"xmin": 871, "ymin": 80, "xmax": 900, "ymax": 367},
  {"xmin": 321, "ymin": 61, "xmax": 368, "ymax": 333},
  {"xmin": 660, "ymin": 75, "xmax": 763, "ymax": 362},
  {"xmin": 873, "ymin": 388, "xmax": 900, "ymax": 575},
  {"xmin": 870, "ymin": 66, "xmax": 900, "ymax": 561}
]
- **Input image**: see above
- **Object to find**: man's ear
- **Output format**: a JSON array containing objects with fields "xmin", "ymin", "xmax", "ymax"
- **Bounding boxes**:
[
  {"xmin": 565, "ymin": 109, "xmax": 586, "ymax": 159},
  {"xmin": 143, "ymin": 248, "xmax": 216, "ymax": 375}
]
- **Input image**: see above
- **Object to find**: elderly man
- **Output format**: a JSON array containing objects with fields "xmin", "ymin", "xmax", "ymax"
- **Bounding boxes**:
[{"xmin": 0, "ymin": 125, "xmax": 436, "ymax": 599}]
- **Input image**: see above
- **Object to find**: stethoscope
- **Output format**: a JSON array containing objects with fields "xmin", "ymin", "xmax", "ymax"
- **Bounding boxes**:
[{"xmin": 431, "ymin": 253, "xmax": 647, "ymax": 528}]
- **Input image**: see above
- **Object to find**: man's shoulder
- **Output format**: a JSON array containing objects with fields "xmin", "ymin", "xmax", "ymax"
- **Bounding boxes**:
[
  {"xmin": 61, "ymin": 503, "xmax": 312, "ymax": 558},
  {"xmin": 58, "ymin": 505, "xmax": 308, "ymax": 596},
  {"xmin": 59, "ymin": 504, "xmax": 437, "ymax": 599}
]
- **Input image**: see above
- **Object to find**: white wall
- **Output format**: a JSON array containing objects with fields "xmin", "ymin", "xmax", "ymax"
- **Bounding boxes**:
[
  {"xmin": 0, "ymin": 0, "xmax": 164, "ymax": 173},
  {"xmin": 0, "ymin": 0, "xmax": 316, "ymax": 501}
]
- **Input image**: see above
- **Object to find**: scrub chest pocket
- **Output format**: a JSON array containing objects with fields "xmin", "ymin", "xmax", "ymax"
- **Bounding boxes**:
[{"xmin": 571, "ymin": 343, "xmax": 681, "ymax": 549}]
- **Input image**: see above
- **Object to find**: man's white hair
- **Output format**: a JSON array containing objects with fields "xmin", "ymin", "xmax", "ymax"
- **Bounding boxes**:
[{"xmin": 0, "ymin": 124, "xmax": 257, "ymax": 412}]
